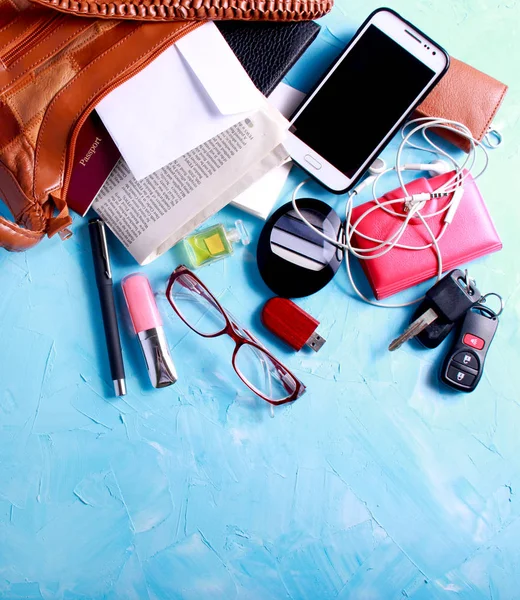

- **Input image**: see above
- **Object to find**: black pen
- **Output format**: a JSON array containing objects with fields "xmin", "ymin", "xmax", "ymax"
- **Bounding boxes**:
[{"xmin": 88, "ymin": 218, "xmax": 127, "ymax": 396}]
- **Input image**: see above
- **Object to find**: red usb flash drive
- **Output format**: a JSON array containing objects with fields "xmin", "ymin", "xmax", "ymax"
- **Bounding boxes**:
[{"xmin": 261, "ymin": 297, "xmax": 326, "ymax": 352}]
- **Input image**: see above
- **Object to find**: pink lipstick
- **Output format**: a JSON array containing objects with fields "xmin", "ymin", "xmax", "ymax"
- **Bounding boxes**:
[{"xmin": 122, "ymin": 273, "xmax": 177, "ymax": 388}]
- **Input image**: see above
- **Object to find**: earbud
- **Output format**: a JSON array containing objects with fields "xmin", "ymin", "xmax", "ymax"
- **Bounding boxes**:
[
  {"xmin": 400, "ymin": 159, "xmax": 451, "ymax": 177},
  {"xmin": 352, "ymin": 158, "xmax": 450, "ymax": 196},
  {"xmin": 368, "ymin": 158, "xmax": 387, "ymax": 175},
  {"xmin": 426, "ymin": 159, "xmax": 451, "ymax": 176},
  {"xmin": 351, "ymin": 159, "xmax": 388, "ymax": 195}
]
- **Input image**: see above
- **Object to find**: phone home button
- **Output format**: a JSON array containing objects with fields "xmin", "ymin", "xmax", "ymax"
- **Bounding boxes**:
[{"xmin": 304, "ymin": 154, "xmax": 322, "ymax": 170}]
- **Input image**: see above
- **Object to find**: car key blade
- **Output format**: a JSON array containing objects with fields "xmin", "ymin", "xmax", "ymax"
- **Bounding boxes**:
[
  {"xmin": 388, "ymin": 270, "xmax": 481, "ymax": 352},
  {"xmin": 388, "ymin": 307, "xmax": 438, "ymax": 351}
]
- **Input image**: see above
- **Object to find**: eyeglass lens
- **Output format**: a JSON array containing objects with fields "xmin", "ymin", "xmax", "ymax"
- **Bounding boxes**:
[
  {"xmin": 170, "ymin": 273, "xmax": 226, "ymax": 335},
  {"xmin": 234, "ymin": 343, "xmax": 298, "ymax": 401}
]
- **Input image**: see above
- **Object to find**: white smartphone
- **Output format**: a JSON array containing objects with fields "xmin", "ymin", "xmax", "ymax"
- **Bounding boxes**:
[{"xmin": 284, "ymin": 8, "xmax": 450, "ymax": 194}]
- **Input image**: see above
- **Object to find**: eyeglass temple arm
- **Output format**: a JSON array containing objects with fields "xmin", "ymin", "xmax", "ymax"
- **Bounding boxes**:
[{"xmin": 175, "ymin": 278, "xmax": 224, "ymax": 313}]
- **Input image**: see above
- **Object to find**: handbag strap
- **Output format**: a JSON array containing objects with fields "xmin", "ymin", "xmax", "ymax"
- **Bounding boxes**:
[
  {"xmin": 0, "ymin": 160, "xmax": 72, "ymax": 251},
  {"xmin": 0, "ymin": 215, "xmax": 46, "ymax": 252},
  {"xmin": 0, "ymin": 202, "xmax": 73, "ymax": 251}
]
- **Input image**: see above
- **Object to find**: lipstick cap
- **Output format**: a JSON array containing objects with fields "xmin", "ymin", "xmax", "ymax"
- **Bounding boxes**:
[{"xmin": 122, "ymin": 273, "xmax": 162, "ymax": 333}]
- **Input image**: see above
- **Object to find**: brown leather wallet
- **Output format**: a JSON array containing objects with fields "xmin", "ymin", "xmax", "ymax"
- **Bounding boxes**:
[{"xmin": 414, "ymin": 57, "xmax": 508, "ymax": 153}]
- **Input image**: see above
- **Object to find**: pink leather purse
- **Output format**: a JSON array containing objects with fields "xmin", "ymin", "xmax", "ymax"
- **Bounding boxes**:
[{"xmin": 350, "ymin": 171, "xmax": 502, "ymax": 299}]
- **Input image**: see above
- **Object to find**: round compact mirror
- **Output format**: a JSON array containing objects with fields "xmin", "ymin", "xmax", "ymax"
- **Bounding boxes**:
[{"xmin": 257, "ymin": 199, "xmax": 344, "ymax": 298}]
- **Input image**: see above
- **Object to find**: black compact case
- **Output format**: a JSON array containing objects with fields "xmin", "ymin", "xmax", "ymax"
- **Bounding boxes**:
[{"xmin": 257, "ymin": 199, "xmax": 344, "ymax": 298}]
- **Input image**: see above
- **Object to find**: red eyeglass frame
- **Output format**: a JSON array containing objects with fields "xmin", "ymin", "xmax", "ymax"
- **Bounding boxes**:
[{"xmin": 166, "ymin": 265, "xmax": 306, "ymax": 405}]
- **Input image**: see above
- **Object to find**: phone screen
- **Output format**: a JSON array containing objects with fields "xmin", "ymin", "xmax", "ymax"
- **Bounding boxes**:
[{"xmin": 291, "ymin": 25, "xmax": 435, "ymax": 178}]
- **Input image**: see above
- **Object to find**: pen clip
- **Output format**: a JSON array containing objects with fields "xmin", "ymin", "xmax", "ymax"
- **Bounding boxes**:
[{"xmin": 97, "ymin": 220, "xmax": 112, "ymax": 280}]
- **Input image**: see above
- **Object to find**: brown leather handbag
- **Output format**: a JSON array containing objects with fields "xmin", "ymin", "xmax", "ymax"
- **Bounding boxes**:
[{"xmin": 0, "ymin": 0, "xmax": 331, "ymax": 252}]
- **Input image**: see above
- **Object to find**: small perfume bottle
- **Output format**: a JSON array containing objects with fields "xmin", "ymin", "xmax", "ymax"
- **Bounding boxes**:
[{"xmin": 182, "ymin": 220, "xmax": 250, "ymax": 268}]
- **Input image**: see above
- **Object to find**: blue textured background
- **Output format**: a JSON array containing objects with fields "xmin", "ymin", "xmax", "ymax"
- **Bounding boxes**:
[{"xmin": 1, "ymin": 1, "xmax": 520, "ymax": 598}]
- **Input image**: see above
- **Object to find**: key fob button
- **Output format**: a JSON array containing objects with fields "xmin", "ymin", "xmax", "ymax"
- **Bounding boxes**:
[
  {"xmin": 453, "ymin": 351, "xmax": 479, "ymax": 371},
  {"xmin": 463, "ymin": 333, "xmax": 485, "ymax": 350},
  {"xmin": 447, "ymin": 365, "xmax": 476, "ymax": 387},
  {"xmin": 440, "ymin": 306, "xmax": 498, "ymax": 393}
]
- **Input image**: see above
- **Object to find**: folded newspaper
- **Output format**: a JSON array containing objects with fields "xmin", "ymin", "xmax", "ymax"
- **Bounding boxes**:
[{"xmin": 94, "ymin": 106, "xmax": 289, "ymax": 265}]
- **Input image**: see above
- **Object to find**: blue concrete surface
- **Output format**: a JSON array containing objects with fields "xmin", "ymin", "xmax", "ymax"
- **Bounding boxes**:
[{"xmin": 1, "ymin": 1, "xmax": 520, "ymax": 598}]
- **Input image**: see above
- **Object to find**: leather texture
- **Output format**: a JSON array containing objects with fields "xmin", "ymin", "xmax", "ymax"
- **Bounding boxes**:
[
  {"xmin": 414, "ymin": 57, "xmax": 508, "ymax": 153},
  {"xmin": 0, "ymin": 0, "xmax": 325, "ymax": 253},
  {"xmin": 216, "ymin": 20, "xmax": 320, "ymax": 96},
  {"xmin": 31, "ymin": 0, "xmax": 333, "ymax": 21},
  {"xmin": 349, "ymin": 171, "xmax": 502, "ymax": 300}
]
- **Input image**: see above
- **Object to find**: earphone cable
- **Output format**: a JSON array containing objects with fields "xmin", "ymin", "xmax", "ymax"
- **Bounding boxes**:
[{"xmin": 290, "ymin": 116, "xmax": 491, "ymax": 308}]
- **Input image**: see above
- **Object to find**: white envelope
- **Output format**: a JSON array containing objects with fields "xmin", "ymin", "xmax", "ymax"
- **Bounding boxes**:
[{"xmin": 96, "ymin": 22, "xmax": 264, "ymax": 181}]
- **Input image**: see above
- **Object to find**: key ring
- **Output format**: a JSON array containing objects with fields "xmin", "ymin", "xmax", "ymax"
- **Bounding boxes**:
[
  {"xmin": 478, "ymin": 292, "xmax": 505, "ymax": 317},
  {"xmin": 483, "ymin": 127, "xmax": 503, "ymax": 149},
  {"xmin": 473, "ymin": 304, "xmax": 498, "ymax": 320}
]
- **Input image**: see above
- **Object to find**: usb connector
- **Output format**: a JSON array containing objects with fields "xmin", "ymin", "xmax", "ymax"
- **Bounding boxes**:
[
  {"xmin": 261, "ymin": 297, "xmax": 327, "ymax": 352},
  {"xmin": 306, "ymin": 331, "xmax": 326, "ymax": 352}
]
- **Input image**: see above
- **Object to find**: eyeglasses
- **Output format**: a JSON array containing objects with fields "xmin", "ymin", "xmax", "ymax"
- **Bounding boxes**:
[{"xmin": 166, "ymin": 265, "xmax": 306, "ymax": 405}]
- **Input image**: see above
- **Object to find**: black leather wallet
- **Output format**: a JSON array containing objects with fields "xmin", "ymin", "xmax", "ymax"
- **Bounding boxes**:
[{"xmin": 217, "ymin": 21, "xmax": 321, "ymax": 97}]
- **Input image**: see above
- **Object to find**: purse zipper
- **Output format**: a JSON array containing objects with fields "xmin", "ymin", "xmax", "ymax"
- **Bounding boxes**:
[
  {"xmin": 61, "ymin": 22, "xmax": 200, "ymax": 205},
  {"xmin": 1, "ymin": 14, "xmax": 66, "ymax": 68}
]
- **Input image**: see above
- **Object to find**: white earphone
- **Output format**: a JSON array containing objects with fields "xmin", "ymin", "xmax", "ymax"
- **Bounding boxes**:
[
  {"xmin": 403, "ymin": 159, "xmax": 451, "ymax": 177},
  {"xmin": 351, "ymin": 158, "xmax": 451, "ymax": 196},
  {"xmin": 291, "ymin": 117, "xmax": 491, "ymax": 308}
]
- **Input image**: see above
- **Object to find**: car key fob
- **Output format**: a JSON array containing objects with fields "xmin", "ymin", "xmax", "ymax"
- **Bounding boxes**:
[
  {"xmin": 411, "ymin": 299, "xmax": 454, "ymax": 349},
  {"xmin": 389, "ymin": 269, "xmax": 481, "ymax": 352},
  {"xmin": 440, "ymin": 306, "xmax": 498, "ymax": 392}
]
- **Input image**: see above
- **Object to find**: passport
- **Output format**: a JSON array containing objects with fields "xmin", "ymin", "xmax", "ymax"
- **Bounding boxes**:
[
  {"xmin": 66, "ymin": 112, "xmax": 120, "ymax": 216},
  {"xmin": 66, "ymin": 21, "xmax": 320, "ymax": 216}
]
